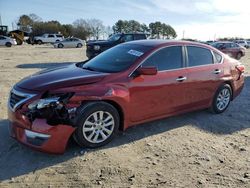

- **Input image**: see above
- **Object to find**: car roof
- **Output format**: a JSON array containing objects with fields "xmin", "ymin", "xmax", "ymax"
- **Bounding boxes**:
[
  {"xmin": 124, "ymin": 39, "xmax": 211, "ymax": 48},
  {"xmin": 213, "ymin": 41, "xmax": 233, "ymax": 44}
]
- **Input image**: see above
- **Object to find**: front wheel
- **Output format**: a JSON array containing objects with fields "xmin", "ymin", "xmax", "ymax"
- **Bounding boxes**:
[
  {"xmin": 210, "ymin": 84, "xmax": 232, "ymax": 114},
  {"xmin": 74, "ymin": 102, "xmax": 120, "ymax": 148},
  {"xmin": 5, "ymin": 42, "xmax": 12, "ymax": 47}
]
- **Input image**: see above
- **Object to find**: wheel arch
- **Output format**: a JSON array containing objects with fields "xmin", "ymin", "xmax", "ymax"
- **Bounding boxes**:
[
  {"xmin": 223, "ymin": 81, "xmax": 234, "ymax": 100},
  {"xmin": 80, "ymin": 99, "xmax": 125, "ymax": 131},
  {"xmin": 102, "ymin": 100, "xmax": 124, "ymax": 131}
]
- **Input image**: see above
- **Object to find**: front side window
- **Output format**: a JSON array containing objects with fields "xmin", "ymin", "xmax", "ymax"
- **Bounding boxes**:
[
  {"xmin": 108, "ymin": 34, "xmax": 121, "ymax": 42},
  {"xmin": 121, "ymin": 35, "xmax": 133, "ymax": 42},
  {"xmin": 142, "ymin": 46, "xmax": 183, "ymax": 71},
  {"xmin": 187, "ymin": 46, "xmax": 213, "ymax": 67},
  {"xmin": 48, "ymin": 34, "xmax": 54, "ymax": 38}
]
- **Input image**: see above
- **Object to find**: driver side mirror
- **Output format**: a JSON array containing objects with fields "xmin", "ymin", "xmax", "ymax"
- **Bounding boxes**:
[{"xmin": 137, "ymin": 66, "xmax": 157, "ymax": 76}]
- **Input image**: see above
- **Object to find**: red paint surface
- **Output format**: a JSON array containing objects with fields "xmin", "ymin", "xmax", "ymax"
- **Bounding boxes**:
[{"xmin": 9, "ymin": 40, "xmax": 245, "ymax": 153}]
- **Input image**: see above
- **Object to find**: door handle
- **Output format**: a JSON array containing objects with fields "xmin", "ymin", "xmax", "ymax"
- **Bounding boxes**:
[
  {"xmin": 213, "ymin": 69, "xmax": 221, "ymax": 74},
  {"xmin": 176, "ymin": 76, "xmax": 187, "ymax": 82}
]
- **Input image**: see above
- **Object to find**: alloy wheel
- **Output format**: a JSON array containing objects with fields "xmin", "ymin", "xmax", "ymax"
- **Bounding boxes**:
[
  {"xmin": 216, "ymin": 88, "xmax": 231, "ymax": 111},
  {"xmin": 82, "ymin": 111, "xmax": 115, "ymax": 143}
]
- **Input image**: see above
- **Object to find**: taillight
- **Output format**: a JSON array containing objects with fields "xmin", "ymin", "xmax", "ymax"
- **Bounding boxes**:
[{"xmin": 236, "ymin": 64, "xmax": 245, "ymax": 73}]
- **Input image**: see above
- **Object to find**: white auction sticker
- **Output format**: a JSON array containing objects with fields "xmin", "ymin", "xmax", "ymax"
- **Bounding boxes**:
[{"xmin": 127, "ymin": 50, "xmax": 144, "ymax": 57}]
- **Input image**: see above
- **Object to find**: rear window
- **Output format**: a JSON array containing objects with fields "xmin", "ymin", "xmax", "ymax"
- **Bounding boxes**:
[
  {"xmin": 134, "ymin": 34, "xmax": 146, "ymax": 40},
  {"xmin": 187, "ymin": 46, "xmax": 213, "ymax": 67}
]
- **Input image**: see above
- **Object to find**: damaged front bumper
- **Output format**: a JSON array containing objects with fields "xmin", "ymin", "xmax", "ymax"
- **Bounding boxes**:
[{"xmin": 8, "ymin": 108, "xmax": 76, "ymax": 154}]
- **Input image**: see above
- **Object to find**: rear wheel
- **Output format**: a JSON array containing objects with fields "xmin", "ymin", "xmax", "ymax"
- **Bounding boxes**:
[
  {"xmin": 77, "ymin": 43, "xmax": 82, "ymax": 48},
  {"xmin": 74, "ymin": 102, "xmax": 119, "ymax": 148},
  {"xmin": 5, "ymin": 42, "xmax": 12, "ymax": 47},
  {"xmin": 236, "ymin": 52, "xmax": 242, "ymax": 60},
  {"xmin": 37, "ymin": 40, "xmax": 43, "ymax": 45},
  {"xmin": 210, "ymin": 84, "xmax": 232, "ymax": 114},
  {"xmin": 58, "ymin": 43, "xmax": 64, "ymax": 48}
]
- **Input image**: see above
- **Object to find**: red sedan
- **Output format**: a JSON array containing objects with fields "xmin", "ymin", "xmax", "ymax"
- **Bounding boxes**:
[{"xmin": 8, "ymin": 40, "xmax": 245, "ymax": 154}]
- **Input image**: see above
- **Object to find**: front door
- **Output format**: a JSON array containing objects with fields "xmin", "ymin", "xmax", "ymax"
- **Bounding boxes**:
[{"xmin": 128, "ymin": 46, "xmax": 189, "ymax": 122}]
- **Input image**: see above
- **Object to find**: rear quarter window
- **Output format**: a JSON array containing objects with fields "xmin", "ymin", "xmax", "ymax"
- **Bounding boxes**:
[
  {"xmin": 213, "ymin": 51, "xmax": 222, "ymax": 63},
  {"xmin": 134, "ymin": 34, "xmax": 146, "ymax": 40},
  {"xmin": 187, "ymin": 46, "xmax": 213, "ymax": 67}
]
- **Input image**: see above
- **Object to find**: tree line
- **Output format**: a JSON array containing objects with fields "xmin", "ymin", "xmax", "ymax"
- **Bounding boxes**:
[{"xmin": 17, "ymin": 14, "xmax": 177, "ymax": 40}]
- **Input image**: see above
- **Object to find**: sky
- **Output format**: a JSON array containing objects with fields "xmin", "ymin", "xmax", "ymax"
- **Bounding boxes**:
[{"xmin": 0, "ymin": 0, "xmax": 250, "ymax": 40}]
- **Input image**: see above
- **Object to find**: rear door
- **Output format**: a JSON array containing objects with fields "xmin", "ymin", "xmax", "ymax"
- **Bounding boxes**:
[
  {"xmin": 129, "ymin": 45, "xmax": 189, "ymax": 122},
  {"xmin": 184, "ymin": 46, "xmax": 224, "ymax": 108}
]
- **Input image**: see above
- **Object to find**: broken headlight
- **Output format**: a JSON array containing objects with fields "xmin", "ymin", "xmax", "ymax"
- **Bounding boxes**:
[{"xmin": 28, "ymin": 97, "xmax": 60, "ymax": 110}]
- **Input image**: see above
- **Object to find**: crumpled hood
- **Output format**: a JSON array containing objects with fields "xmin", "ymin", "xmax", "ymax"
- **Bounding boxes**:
[{"xmin": 16, "ymin": 64, "xmax": 108, "ymax": 91}]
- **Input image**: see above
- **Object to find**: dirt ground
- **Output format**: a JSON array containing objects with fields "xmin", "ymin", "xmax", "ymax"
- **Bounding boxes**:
[{"xmin": 0, "ymin": 44, "xmax": 249, "ymax": 188}]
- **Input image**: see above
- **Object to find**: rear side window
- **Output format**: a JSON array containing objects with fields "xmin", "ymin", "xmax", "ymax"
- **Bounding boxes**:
[
  {"xmin": 142, "ymin": 46, "xmax": 183, "ymax": 71},
  {"xmin": 213, "ymin": 52, "xmax": 222, "ymax": 63},
  {"xmin": 187, "ymin": 46, "xmax": 213, "ymax": 67},
  {"xmin": 48, "ymin": 34, "xmax": 54, "ymax": 38},
  {"xmin": 134, "ymin": 34, "xmax": 146, "ymax": 40},
  {"xmin": 56, "ymin": 34, "xmax": 63, "ymax": 38}
]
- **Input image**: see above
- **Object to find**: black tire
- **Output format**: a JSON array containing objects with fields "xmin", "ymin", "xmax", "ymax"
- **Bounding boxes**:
[
  {"xmin": 58, "ymin": 43, "xmax": 64, "ymax": 48},
  {"xmin": 74, "ymin": 102, "xmax": 120, "ymax": 148},
  {"xmin": 37, "ymin": 40, "xmax": 43, "ymax": 45},
  {"xmin": 77, "ymin": 43, "xmax": 82, "ymax": 48},
  {"xmin": 5, "ymin": 42, "xmax": 12, "ymax": 47},
  {"xmin": 236, "ymin": 52, "xmax": 242, "ymax": 60},
  {"xmin": 210, "ymin": 84, "xmax": 232, "ymax": 114}
]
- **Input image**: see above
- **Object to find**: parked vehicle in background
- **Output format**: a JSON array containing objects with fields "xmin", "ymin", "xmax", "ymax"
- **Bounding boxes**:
[
  {"xmin": 8, "ymin": 40, "xmax": 245, "ymax": 154},
  {"xmin": 54, "ymin": 37, "xmax": 85, "ymax": 48},
  {"xmin": 212, "ymin": 41, "xmax": 245, "ymax": 60},
  {"xmin": 205, "ymin": 40, "xmax": 215, "ymax": 45},
  {"xmin": 0, "ymin": 35, "xmax": 17, "ymax": 47},
  {"xmin": 234, "ymin": 40, "xmax": 249, "ymax": 49},
  {"xmin": 86, "ymin": 33, "xmax": 147, "ymax": 59},
  {"xmin": 34, "ymin": 33, "xmax": 64, "ymax": 44},
  {"xmin": 247, "ymin": 41, "xmax": 250, "ymax": 47}
]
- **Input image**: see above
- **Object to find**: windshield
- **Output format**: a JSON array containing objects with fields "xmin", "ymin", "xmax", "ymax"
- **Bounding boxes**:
[
  {"xmin": 108, "ymin": 34, "xmax": 122, "ymax": 42},
  {"xmin": 82, "ymin": 44, "xmax": 152, "ymax": 73}
]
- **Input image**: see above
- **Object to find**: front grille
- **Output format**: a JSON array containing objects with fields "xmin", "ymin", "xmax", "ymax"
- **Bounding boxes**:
[
  {"xmin": 8, "ymin": 89, "xmax": 36, "ymax": 111},
  {"xmin": 9, "ymin": 92, "xmax": 26, "ymax": 109}
]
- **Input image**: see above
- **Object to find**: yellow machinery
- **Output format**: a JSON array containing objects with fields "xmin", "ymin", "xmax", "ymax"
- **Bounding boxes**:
[{"xmin": 9, "ymin": 30, "xmax": 27, "ymax": 45}]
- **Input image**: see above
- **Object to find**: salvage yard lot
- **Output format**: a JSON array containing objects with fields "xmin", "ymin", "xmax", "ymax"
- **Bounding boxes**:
[{"xmin": 0, "ymin": 44, "xmax": 249, "ymax": 187}]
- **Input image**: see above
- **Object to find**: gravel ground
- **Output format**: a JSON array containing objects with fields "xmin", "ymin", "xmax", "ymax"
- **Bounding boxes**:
[{"xmin": 0, "ymin": 44, "xmax": 249, "ymax": 188}]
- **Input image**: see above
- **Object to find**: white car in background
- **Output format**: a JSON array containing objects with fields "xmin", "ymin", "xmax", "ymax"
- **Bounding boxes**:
[
  {"xmin": 0, "ymin": 35, "xmax": 17, "ymax": 47},
  {"xmin": 34, "ymin": 33, "xmax": 64, "ymax": 44},
  {"xmin": 235, "ymin": 40, "xmax": 249, "ymax": 49},
  {"xmin": 53, "ymin": 37, "xmax": 85, "ymax": 48}
]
